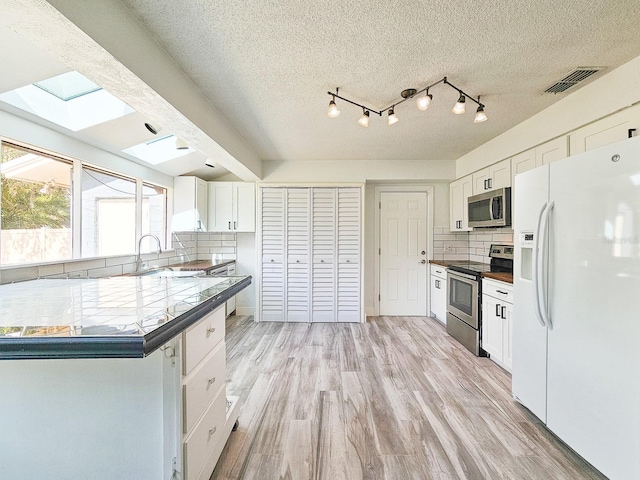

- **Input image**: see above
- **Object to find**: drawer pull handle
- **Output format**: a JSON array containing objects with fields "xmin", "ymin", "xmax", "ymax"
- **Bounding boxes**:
[
  {"xmin": 207, "ymin": 327, "xmax": 216, "ymax": 335},
  {"xmin": 496, "ymin": 290, "xmax": 509, "ymax": 295},
  {"xmin": 208, "ymin": 377, "xmax": 216, "ymax": 385},
  {"xmin": 209, "ymin": 426, "xmax": 217, "ymax": 436}
]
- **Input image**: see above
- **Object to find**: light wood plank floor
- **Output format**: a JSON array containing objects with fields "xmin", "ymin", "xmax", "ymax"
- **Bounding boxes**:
[{"xmin": 211, "ymin": 316, "xmax": 605, "ymax": 480}]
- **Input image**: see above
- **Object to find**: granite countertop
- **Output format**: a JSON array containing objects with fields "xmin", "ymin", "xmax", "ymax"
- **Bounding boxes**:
[
  {"xmin": 0, "ymin": 275, "xmax": 251, "ymax": 360},
  {"xmin": 482, "ymin": 272, "xmax": 514, "ymax": 284},
  {"xmin": 429, "ymin": 260, "xmax": 453, "ymax": 267}
]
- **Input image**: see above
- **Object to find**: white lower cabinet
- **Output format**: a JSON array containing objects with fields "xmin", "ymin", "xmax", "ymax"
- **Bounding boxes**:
[
  {"xmin": 482, "ymin": 279, "xmax": 513, "ymax": 372},
  {"xmin": 181, "ymin": 304, "xmax": 239, "ymax": 480},
  {"xmin": 429, "ymin": 264, "xmax": 447, "ymax": 324}
]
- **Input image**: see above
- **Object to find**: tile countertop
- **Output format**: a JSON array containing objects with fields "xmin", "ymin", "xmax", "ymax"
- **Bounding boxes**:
[{"xmin": 0, "ymin": 275, "xmax": 251, "ymax": 360}]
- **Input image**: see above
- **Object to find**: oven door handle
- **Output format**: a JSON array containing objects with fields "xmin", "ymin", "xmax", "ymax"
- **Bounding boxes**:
[
  {"xmin": 532, "ymin": 202, "xmax": 547, "ymax": 327},
  {"xmin": 447, "ymin": 270, "xmax": 477, "ymax": 281}
]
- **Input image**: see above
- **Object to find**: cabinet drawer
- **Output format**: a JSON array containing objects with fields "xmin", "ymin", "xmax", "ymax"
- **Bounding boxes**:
[
  {"xmin": 483, "ymin": 279, "xmax": 513, "ymax": 303},
  {"xmin": 183, "ymin": 389, "xmax": 227, "ymax": 480},
  {"xmin": 430, "ymin": 264, "xmax": 447, "ymax": 279},
  {"xmin": 183, "ymin": 305, "xmax": 225, "ymax": 375},
  {"xmin": 183, "ymin": 342, "xmax": 226, "ymax": 434}
]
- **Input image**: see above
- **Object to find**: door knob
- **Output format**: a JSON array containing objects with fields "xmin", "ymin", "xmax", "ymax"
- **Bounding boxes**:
[
  {"xmin": 420, "ymin": 260, "xmax": 426, "ymax": 264},
  {"xmin": 421, "ymin": 250, "xmax": 426, "ymax": 255}
]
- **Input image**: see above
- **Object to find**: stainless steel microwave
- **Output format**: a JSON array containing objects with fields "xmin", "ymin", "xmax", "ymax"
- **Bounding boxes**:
[{"xmin": 467, "ymin": 187, "xmax": 511, "ymax": 228}]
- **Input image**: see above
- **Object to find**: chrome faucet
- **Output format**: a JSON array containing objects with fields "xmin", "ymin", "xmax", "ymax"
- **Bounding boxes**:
[{"xmin": 136, "ymin": 234, "xmax": 162, "ymax": 272}]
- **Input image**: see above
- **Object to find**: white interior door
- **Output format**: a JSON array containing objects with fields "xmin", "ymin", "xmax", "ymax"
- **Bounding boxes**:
[{"xmin": 379, "ymin": 192, "xmax": 427, "ymax": 316}]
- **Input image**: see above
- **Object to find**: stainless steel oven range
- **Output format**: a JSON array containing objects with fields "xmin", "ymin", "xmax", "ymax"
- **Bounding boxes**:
[{"xmin": 446, "ymin": 244, "xmax": 513, "ymax": 356}]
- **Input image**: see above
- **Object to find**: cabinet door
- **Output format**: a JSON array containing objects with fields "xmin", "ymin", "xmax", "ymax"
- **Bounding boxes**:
[
  {"xmin": 173, "ymin": 176, "xmax": 201, "ymax": 232},
  {"xmin": 311, "ymin": 188, "xmax": 336, "ymax": 322},
  {"xmin": 233, "ymin": 183, "xmax": 255, "ymax": 232},
  {"xmin": 430, "ymin": 275, "xmax": 446, "ymax": 324},
  {"xmin": 536, "ymin": 136, "xmax": 568, "ymax": 165},
  {"xmin": 472, "ymin": 167, "xmax": 491, "ymax": 194},
  {"xmin": 569, "ymin": 105, "xmax": 640, "ymax": 154},
  {"xmin": 489, "ymin": 158, "xmax": 511, "ymax": 190},
  {"xmin": 260, "ymin": 188, "xmax": 285, "ymax": 321},
  {"xmin": 208, "ymin": 183, "xmax": 233, "ymax": 232},
  {"xmin": 481, "ymin": 295, "xmax": 503, "ymax": 362},
  {"xmin": 336, "ymin": 188, "xmax": 361, "ymax": 322},
  {"xmin": 511, "ymin": 149, "xmax": 536, "ymax": 178},
  {"xmin": 286, "ymin": 188, "xmax": 310, "ymax": 322},
  {"xmin": 449, "ymin": 175, "xmax": 473, "ymax": 231},
  {"xmin": 195, "ymin": 178, "xmax": 208, "ymax": 231}
]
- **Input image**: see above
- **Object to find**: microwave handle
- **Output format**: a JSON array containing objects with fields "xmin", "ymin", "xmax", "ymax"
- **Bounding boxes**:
[{"xmin": 489, "ymin": 195, "xmax": 494, "ymax": 220}]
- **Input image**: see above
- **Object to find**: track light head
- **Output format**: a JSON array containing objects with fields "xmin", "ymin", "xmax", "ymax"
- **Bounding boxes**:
[
  {"xmin": 358, "ymin": 109, "xmax": 370, "ymax": 127},
  {"xmin": 452, "ymin": 93, "xmax": 466, "ymax": 114},
  {"xmin": 416, "ymin": 91, "xmax": 433, "ymax": 111},
  {"xmin": 474, "ymin": 105, "xmax": 488, "ymax": 123},
  {"xmin": 327, "ymin": 96, "xmax": 340, "ymax": 118},
  {"xmin": 387, "ymin": 107, "xmax": 399, "ymax": 126}
]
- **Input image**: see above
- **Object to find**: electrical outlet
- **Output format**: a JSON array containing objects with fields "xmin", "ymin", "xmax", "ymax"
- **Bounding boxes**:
[{"xmin": 445, "ymin": 244, "xmax": 454, "ymax": 252}]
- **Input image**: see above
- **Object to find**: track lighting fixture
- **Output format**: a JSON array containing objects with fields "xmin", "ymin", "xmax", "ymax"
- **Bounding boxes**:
[
  {"xmin": 452, "ymin": 93, "xmax": 466, "ymax": 114},
  {"xmin": 474, "ymin": 98, "xmax": 488, "ymax": 123},
  {"xmin": 358, "ymin": 109, "xmax": 370, "ymax": 127},
  {"xmin": 327, "ymin": 92, "xmax": 340, "ymax": 118},
  {"xmin": 416, "ymin": 90, "xmax": 432, "ymax": 111},
  {"xmin": 387, "ymin": 108, "xmax": 399, "ymax": 126},
  {"xmin": 326, "ymin": 76, "xmax": 487, "ymax": 126}
]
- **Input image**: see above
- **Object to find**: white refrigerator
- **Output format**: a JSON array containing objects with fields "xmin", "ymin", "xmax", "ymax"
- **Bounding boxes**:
[{"xmin": 513, "ymin": 136, "xmax": 640, "ymax": 480}]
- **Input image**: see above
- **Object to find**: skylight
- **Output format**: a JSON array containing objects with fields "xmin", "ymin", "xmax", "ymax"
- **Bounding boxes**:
[
  {"xmin": 122, "ymin": 135, "xmax": 195, "ymax": 165},
  {"xmin": 34, "ymin": 71, "xmax": 101, "ymax": 101},
  {"xmin": 0, "ymin": 71, "xmax": 134, "ymax": 131}
]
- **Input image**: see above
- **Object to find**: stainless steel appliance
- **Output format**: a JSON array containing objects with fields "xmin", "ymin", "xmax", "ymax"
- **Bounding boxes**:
[
  {"xmin": 468, "ymin": 187, "xmax": 511, "ymax": 228},
  {"xmin": 446, "ymin": 244, "xmax": 513, "ymax": 356}
]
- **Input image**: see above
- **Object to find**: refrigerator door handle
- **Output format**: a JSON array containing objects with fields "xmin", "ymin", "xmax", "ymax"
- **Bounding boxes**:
[
  {"xmin": 539, "ymin": 201, "xmax": 555, "ymax": 329},
  {"xmin": 532, "ymin": 202, "xmax": 548, "ymax": 327}
]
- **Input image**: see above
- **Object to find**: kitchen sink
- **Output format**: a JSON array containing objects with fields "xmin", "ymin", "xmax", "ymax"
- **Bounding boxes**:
[{"xmin": 135, "ymin": 268, "xmax": 206, "ymax": 278}]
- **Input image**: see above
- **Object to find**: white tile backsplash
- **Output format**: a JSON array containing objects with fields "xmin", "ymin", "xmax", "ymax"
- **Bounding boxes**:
[
  {"xmin": 432, "ymin": 226, "xmax": 513, "ymax": 263},
  {"xmin": 0, "ymin": 231, "xmax": 238, "ymax": 284}
]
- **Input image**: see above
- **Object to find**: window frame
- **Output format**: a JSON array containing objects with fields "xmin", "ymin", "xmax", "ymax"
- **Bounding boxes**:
[{"xmin": 0, "ymin": 139, "xmax": 168, "ymax": 266}]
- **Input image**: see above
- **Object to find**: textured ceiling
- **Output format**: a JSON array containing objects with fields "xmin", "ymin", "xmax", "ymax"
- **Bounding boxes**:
[{"xmin": 118, "ymin": 0, "xmax": 640, "ymax": 162}]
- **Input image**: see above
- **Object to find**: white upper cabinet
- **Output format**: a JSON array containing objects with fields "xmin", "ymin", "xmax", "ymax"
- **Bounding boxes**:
[
  {"xmin": 208, "ymin": 182, "xmax": 256, "ymax": 232},
  {"xmin": 472, "ymin": 158, "xmax": 511, "ymax": 194},
  {"xmin": 570, "ymin": 104, "xmax": 640, "ymax": 154},
  {"xmin": 511, "ymin": 136, "xmax": 569, "ymax": 189},
  {"xmin": 173, "ymin": 176, "xmax": 208, "ymax": 232},
  {"xmin": 449, "ymin": 174, "xmax": 473, "ymax": 232}
]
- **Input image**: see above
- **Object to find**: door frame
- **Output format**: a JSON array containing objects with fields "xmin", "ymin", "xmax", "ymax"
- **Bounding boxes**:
[{"xmin": 374, "ymin": 185, "xmax": 434, "ymax": 317}]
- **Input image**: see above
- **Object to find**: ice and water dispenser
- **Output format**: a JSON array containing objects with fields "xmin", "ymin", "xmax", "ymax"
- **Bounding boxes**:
[{"xmin": 519, "ymin": 232, "xmax": 535, "ymax": 280}]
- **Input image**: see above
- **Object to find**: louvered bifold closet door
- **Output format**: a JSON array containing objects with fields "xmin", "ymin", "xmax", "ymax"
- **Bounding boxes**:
[
  {"xmin": 260, "ymin": 188, "xmax": 285, "ymax": 321},
  {"xmin": 311, "ymin": 188, "xmax": 336, "ymax": 322},
  {"xmin": 286, "ymin": 188, "xmax": 311, "ymax": 322},
  {"xmin": 337, "ymin": 188, "xmax": 361, "ymax": 322}
]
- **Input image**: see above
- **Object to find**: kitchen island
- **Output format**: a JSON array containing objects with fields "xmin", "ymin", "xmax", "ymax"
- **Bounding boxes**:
[{"xmin": 0, "ymin": 275, "xmax": 251, "ymax": 480}]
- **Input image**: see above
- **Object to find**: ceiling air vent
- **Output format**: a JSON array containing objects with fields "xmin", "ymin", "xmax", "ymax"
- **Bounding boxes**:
[{"xmin": 544, "ymin": 67, "xmax": 604, "ymax": 94}]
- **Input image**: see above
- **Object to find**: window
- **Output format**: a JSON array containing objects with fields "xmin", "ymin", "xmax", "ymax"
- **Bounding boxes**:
[
  {"xmin": 0, "ymin": 140, "xmax": 168, "ymax": 266},
  {"xmin": 0, "ymin": 144, "xmax": 72, "ymax": 265},
  {"xmin": 141, "ymin": 183, "xmax": 167, "ymax": 252},
  {"xmin": 81, "ymin": 167, "xmax": 136, "ymax": 257}
]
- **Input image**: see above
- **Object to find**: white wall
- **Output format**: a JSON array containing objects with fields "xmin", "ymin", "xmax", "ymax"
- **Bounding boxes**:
[
  {"xmin": 456, "ymin": 54, "xmax": 640, "ymax": 177},
  {"xmin": 0, "ymin": 110, "xmax": 172, "ymax": 187},
  {"xmin": 255, "ymin": 159, "xmax": 455, "ymax": 318}
]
